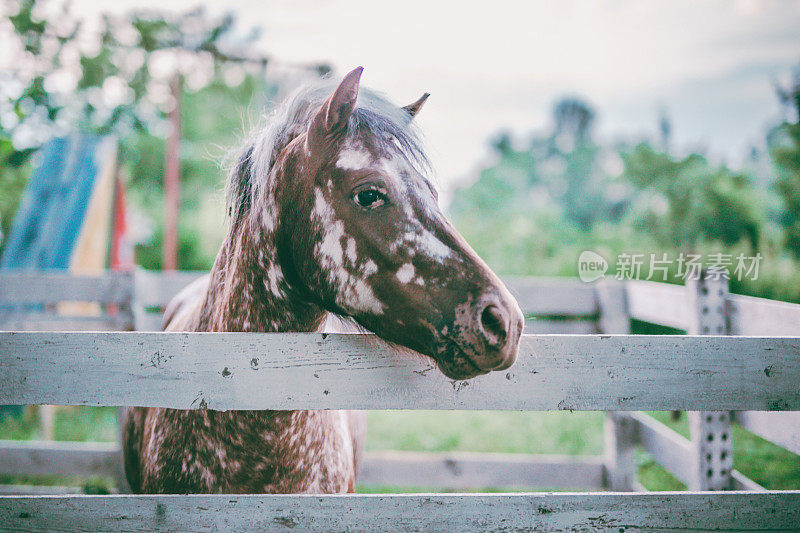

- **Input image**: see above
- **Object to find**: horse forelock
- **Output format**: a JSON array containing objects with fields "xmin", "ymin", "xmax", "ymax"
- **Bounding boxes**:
[{"xmin": 225, "ymin": 79, "xmax": 431, "ymax": 234}]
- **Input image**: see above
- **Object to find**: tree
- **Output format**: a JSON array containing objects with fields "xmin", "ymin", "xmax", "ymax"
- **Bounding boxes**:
[
  {"xmin": 448, "ymin": 97, "xmax": 624, "ymax": 276},
  {"xmin": 619, "ymin": 143, "xmax": 761, "ymax": 250},
  {"xmin": 2, "ymin": 1, "xmax": 274, "ymax": 149},
  {"xmin": 1, "ymin": 0, "xmax": 326, "ymax": 267},
  {"xmin": 770, "ymin": 66, "xmax": 800, "ymax": 258}
]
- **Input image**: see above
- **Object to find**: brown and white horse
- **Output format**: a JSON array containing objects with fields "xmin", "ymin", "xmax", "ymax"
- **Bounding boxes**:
[{"xmin": 123, "ymin": 67, "xmax": 524, "ymax": 494}]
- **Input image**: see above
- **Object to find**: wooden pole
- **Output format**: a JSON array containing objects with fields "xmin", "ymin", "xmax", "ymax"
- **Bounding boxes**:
[
  {"xmin": 686, "ymin": 273, "xmax": 734, "ymax": 491},
  {"xmin": 597, "ymin": 280, "xmax": 637, "ymax": 491},
  {"xmin": 162, "ymin": 74, "xmax": 182, "ymax": 272}
]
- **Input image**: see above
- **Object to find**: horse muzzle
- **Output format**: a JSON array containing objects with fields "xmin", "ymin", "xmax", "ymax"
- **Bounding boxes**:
[{"xmin": 436, "ymin": 294, "xmax": 524, "ymax": 379}]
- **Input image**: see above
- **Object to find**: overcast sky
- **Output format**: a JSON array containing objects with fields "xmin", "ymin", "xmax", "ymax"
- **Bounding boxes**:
[{"xmin": 69, "ymin": 0, "xmax": 800, "ymax": 186}]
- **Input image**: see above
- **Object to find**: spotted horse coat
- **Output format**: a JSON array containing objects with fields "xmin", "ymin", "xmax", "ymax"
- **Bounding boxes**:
[{"xmin": 123, "ymin": 67, "xmax": 524, "ymax": 494}]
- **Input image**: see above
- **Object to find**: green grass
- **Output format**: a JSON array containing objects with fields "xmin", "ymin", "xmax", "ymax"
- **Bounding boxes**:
[
  {"xmin": 1, "ymin": 408, "xmax": 798, "ymax": 492},
  {"xmin": 366, "ymin": 411, "xmax": 605, "ymax": 455},
  {"xmin": 0, "ymin": 407, "xmax": 118, "ymax": 442}
]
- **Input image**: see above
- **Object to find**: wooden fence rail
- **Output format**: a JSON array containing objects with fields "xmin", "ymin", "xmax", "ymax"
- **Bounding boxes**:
[
  {"xmin": 4, "ymin": 270, "xmax": 799, "ymax": 335},
  {"xmin": 0, "ymin": 271, "xmax": 133, "ymax": 306},
  {"xmin": 2, "ymin": 332, "xmax": 798, "ymax": 411},
  {"xmin": 624, "ymin": 412, "xmax": 765, "ymax": 492},
  {"xmin": 0, "ymin": 443, "xmax": 607, "ymax": 491},
  {"xmin": 3, "ymin": 492, "xmax": 799, "ymax": 532},
  {"xmin": 2, "ymin": 271, "xmax": 800, "ymax": 530},
  {"xmin": 358, "ymin": 451, "xmax": 606, "ymax": 490}
]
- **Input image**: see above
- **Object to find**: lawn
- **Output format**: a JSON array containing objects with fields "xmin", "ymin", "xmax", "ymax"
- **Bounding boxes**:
[{"xmin": 1, "ymin": 407, "xmax": 798, "ymax": 492}]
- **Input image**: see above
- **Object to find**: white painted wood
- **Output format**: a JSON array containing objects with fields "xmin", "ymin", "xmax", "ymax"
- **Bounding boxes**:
[
  {"xmin": 115, "ymin": 407, "xmax": 130, "ymax": 494},
  {"xmin": 625, "ymin": 280, "xmax": 688, "ymax": 329},
  {"xmin": 0, "ymin": 271, "xmax": 133, "ymax": 306},
  {"xmin": 596, "ymin": 280, "xmax": 630, "ymax": 335},
  {"xmin": 132, "ymin": 270, "xmax": 203, "ymax": 332},
  {"xmin": 627, "ymin": 412, "xmax": 765, "ymax": 491},
  {"xmin": 0, "ymin": 314, "xmax": 132, "ymax": 332},
  {"xmin": 39, "ymin": 406, "xmax": 56, "ymax": 441},
  {"xmin": 4, "ymin": 272, "xmax": 797, "ymax": 334},
  {"xmin": 735, "ymin": 412, "xmax": 800, "ymax": 456},
  {"xmin": 686, "ymin": 275, "xmax": 728, "ymax": 337},
  {"xmin": 686, "ymin": 275, "xmax": 734, "ymax": 491},
  {"xmin": 133, "ymin": 269, "xmax": 203, "ymax": 308},
  {"xmin": 0, "ymin": 443, "xmax": 605, "ymax": 491},
  {"xmin": 504, "ymin": 277, "xmax": 598, "ymax": 316},
  {"xmin": 2, "ymin": 332, "xmax": 799, "ymax": 411},
  {"xmin": 625, "ymin": 277, "xmax": 799, "ymax": 335},
  {"xmin": 597, "ymin": 280, "xmax": 635, "ymax": 491},
  {"xmin": 604, "ymin": 412, "xmax": 637, "ymax": 491},
  {"xmin": 359, "ymin": 451, "xmax": 605, "ymax": 490},
  {"xmin": 628, "ymin": 412, "xmax": 691, "ymax": 486},
  {"xmin": 688, "ymin": 411, "xmax": 735, "ymax": 491},
  {"xmin": 731, "ymin": 471, "xmax": 767, "ymax": 492},
  {"xmin": 0, "ymin": 485, "xmax": 84, "ymax": 495},
  {"xmin": 0, "ymin": 440, "xmax": 119, "ymax": 478},
  {"xmin": 0, "ymin": 273, "xmax": 596, "ymax": 318},
  {"xmin": 131, "ymin": 313, "xmax": 164, "ymax": 332},
  {"xmin": 523, "ymin": 319, "xmax": 596, "ymax": 334},
  {"xmin": 3, "ymin": 442, "xmax": 760, "ymax": 493},
  {"xmin": 1, "ymin": 492, "xmax": 798, "ymax": 531},
  {"xmin": 0, "ymin": 271, "xmax": 134, "ymax": 331},
  {"xmin": 728, "ymin": 294, "xmax": 800, "ymax": 336}
]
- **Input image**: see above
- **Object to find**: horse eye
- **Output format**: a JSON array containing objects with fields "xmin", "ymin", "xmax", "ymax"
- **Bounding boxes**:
[{"xmin": 354, "ymin": 189, "xmax": 387, "ymax": 208}]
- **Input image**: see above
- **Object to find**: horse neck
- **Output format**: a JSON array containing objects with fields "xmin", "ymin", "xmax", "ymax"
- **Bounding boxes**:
[{"xmin": 197, "ymin": 217, "xmax": 326, "ymax": 333}]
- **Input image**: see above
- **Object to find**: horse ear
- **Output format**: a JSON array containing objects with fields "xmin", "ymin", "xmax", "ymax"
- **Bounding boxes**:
[
  {"xmin": 403, "ymin": 92, "xmax": 430, "ymax": 118},
  {"xmin": 308, "ymin": 66, "xmax": 363, "ymax": 145}
]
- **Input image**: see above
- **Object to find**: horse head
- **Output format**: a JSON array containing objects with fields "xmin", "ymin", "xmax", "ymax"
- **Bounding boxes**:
[{"xmin": 244, "ymin": 67, "xmax": 524, "ymax": 380}]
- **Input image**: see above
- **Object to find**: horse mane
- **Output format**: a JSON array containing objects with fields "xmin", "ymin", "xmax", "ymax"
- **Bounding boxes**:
[{"xmin": 226, "ymin": 78, "xmax": 431, "ymax": 228}]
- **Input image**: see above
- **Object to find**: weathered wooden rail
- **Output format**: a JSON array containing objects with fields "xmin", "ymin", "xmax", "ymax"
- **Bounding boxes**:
[
  {"xmin": 1, "ymin": 270, "xmax": 799, "ymax": 530},
  {"xmin": 2, "ymin": 332, "xmax": 798, "ymax": 411},
  {"xmin": 3, "ymin": 492, "xmax": 800, "ymax": 531}
]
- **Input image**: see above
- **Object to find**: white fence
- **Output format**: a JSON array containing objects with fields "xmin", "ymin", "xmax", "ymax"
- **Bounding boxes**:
[{"xmin": 0, "ymin": 270, "xmax": 799, "ymax": 530}]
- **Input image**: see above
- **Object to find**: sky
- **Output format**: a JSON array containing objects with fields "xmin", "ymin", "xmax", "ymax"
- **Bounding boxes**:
[{"xmin": 68, "ymin": 0, "xmax": 800, "ymax": 187}]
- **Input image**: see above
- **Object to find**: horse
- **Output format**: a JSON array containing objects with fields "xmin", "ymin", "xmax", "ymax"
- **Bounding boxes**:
[{"xmin": 122, "ymin": 67, "xmax": 524, "ymax": 494}]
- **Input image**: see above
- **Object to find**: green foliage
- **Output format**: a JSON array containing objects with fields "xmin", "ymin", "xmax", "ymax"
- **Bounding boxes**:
[
  {"xmin": 123, "ymin": 75, "xmax": 266, "ymax": 270},
  {"xmin": 3, "ymin": 0, "xmax": 264, "ymax": 147},
  {"xmin": 0, "ymin": 406, "xmax": 118, "ymax": 442},
  {"xmin": 448, "ymin": 94, "xmax": 800, "ymax": 303},
  {"xmin": 0, "ymin": 137, "xmax": 32, "ymax": 242},
  {"xmin": 450, "ymin": 97, "xmax": 642, "ymax": 278},
  {"xmin": 0, "ymin": 1, "xmax": 293, "ymax": 267},
  {"xmin": 771, "ymin": 122, "xmax": 800, "ymax": 257},
  {"xmin": 620, "ymin": 143, "xmax": 762, "ymax": 249}
]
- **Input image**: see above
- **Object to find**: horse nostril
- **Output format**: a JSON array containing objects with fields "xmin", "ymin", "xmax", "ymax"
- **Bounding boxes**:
[{"xmin": 480, "ymin": 304, "xmax": 507, "ymax": 344}]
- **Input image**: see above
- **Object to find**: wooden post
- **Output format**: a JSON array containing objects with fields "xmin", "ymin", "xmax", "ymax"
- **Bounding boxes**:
[
  {"xmin": 596, "ymin": 280, "xmax": 630, "ymax": 335},
  {"xmin": 162, "ymin": 74, "xmax": 182, "ymax": 272},
  {"xmin": 39, "ymin": 405, "xmax": 56, "ymax": 441},
  {"xmin": 604, "ymin": 412, "xmax": 638, "ymax": 490},
  {"xmin": 597, "ymin": 280, "xmax": 637, "ymax": 490},
  {"xmin": 686, "ymin": 273, "xmax": 733, "ymax": 490},
  {"xmin": 115, "ymin": 407, "xmax": 130, "ymax": 494}
]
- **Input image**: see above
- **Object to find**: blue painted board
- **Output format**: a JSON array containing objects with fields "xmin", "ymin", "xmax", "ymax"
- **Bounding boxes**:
[{"xmin": 0, "ymin": 135, "xmax": 103, "ymax": 270}]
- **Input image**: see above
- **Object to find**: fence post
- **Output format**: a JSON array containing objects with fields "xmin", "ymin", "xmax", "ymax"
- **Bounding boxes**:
[
  {"xmin": 597, "ymin": 280, "xmax": 631, "ymax": 335},
  {"xmin": 597, "ymin": 280, "xmax": 637, "ymax": 490},
  {"xmin": 604, "ymin": 412, "xmax": 638, "ymax": 490},
  {"xmin": 686, "ymin": 273, "xmax": 734, "ymax": 491}
]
